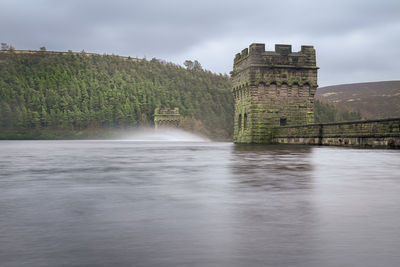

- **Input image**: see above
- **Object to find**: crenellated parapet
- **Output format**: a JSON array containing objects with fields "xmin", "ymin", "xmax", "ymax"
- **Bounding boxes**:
[
  {"xmin": 233, "ymin": 44, "xmax": 316, "ymax": 69},
  {"xmin": 232, "ymin": 43, "xmax": 318, "ymax": 89},
  {"xmin": 154, "ymin": 107, "xmax": 180, "ymax": 115}
]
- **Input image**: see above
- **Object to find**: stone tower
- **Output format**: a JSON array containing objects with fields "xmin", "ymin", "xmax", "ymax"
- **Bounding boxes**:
[
  {"xmin": 231, "ymin": 43, "xmax": 318, "ymax": 143},
  {"xmin": 154, "ymin": 107, "xmax": 180, "ymax": 129}
]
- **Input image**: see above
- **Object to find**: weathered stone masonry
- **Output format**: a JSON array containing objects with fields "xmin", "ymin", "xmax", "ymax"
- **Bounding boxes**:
[
  {"xmin": 154, "ymin": 108, "xmax": 180, "ymax": 129},
  {"xmin": 232, "ymin": 43, "xmax": 318, "ymax": 143},
  {"xmin": 274, "ymin": 118, "xmax": 400, "ymax": 148},
  {"xmin": 232, "ymin": 43, "xmax": 400, "ymax": 148}
]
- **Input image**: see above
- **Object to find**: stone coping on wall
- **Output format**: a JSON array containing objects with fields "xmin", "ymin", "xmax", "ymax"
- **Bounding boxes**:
[
  {"xmin": 274, "ymin": 133, "xmax": 400, "ymax": 138},
  {"xmin": 272, "ymin": 117, "xmax": 400, "ymax": 148},
  {"xmin": 276, "ymin": 117, "xmax": 400, "ymax": 129}
]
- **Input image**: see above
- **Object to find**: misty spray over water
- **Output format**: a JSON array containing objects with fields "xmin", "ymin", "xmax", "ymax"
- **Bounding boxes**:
[{"xmin": 118, "ymin": 128, "xmax": 209, "ymax": 142}]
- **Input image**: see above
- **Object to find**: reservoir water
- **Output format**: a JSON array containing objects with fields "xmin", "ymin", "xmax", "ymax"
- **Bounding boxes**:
[{"xmin": 0, "ymin": 138, "xmax": 399, "ymax": 267}]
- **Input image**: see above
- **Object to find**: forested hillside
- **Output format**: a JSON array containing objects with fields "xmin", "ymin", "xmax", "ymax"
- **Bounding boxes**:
[{"xmin": 0, "ymin": 51, "xmax": 233, "ymax": 139}]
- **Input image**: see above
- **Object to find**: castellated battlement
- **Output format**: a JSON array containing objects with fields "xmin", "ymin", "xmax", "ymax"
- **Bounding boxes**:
[
  {"xmin": 154, "ymin": 107, "xmax": 179, "ymax": 115},
  {"xmin": 233, "ymin": 43, "xmax": 317, "ymax": 74},
  {"xmin": 232, "ymin": 43, "xmax": 318, "ymax": 91}
]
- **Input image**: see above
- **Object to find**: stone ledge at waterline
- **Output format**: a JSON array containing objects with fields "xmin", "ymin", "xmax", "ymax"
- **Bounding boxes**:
[{"xmin": 273, "ymin": 118, "xmax": 400, "ymax": 148}]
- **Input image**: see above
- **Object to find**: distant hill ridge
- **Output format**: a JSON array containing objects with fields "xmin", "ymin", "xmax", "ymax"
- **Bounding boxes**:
[
  {"xmin": 0, "ymin": 49, "xmax": 141, "ymax": 61},
  {"xmin": 316, "ymin": 81, "xmax": 400, "ymax": 119}
]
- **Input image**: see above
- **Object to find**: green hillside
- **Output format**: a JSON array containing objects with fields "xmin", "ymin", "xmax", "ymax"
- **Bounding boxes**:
[{"xmin": 0, "ymin": 50, "xmax": 233, "ymax": 140}]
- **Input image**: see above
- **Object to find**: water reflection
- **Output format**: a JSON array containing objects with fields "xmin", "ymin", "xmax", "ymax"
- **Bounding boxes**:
[
  {"xmin": 227, "ymin": 145, "xmax": 317, "ymax": 266},
  {"xmin": 231, "ymin": 144, "xmax": 313, "ymax": 191}
]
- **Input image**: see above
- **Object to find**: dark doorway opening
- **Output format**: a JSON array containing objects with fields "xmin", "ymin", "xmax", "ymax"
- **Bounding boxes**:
[{"xmin": 280, "ymin": 118, "xmax": 287, "ymax": 126}]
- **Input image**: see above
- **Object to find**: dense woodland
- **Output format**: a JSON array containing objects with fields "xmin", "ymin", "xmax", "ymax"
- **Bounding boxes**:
[
  {"xmin": 0, "ymin": 51, "xmax": 233, "ymax": 139},
  {"xmin": 0, "ymin": 50, "xmax": 361, "ymax": 140}
]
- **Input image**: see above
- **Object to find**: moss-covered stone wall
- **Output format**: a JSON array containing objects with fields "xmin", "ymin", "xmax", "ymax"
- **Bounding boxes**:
[{"xmin": 273, "ymin": 118, "xmax": 400, "ymax": 148}]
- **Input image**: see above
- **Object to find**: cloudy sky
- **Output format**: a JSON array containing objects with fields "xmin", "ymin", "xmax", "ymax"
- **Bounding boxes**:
[{"xmin": 1, "ymin": 0, "xmax": 399, "ymax": 86}]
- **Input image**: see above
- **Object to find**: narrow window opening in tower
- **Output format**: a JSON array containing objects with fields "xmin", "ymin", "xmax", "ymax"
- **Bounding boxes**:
[
  {"xmin": 238, "ymin": 114, "xmax": 242, "ymax": 131},
  {"xmin": 244, "ymin": 113, "xmax": 247, "ymax": 129},
  {"xmin": 280, "ymin": 118, "xmax": 287, "ymax": 126}
]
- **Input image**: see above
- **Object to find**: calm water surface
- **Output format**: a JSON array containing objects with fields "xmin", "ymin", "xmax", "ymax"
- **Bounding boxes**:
[{"xmin": 0, "ymin": 140, "xmax": 399, "ymax": 267}]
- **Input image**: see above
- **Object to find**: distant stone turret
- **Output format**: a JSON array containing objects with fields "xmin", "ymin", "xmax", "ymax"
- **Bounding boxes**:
[
  {"xmin": 231, "ymin": 43, "xmax": 319, "ymax": 143},
  {"xmin": 154, "ymin": 107, "xmax": 180, "ymax": 129}
]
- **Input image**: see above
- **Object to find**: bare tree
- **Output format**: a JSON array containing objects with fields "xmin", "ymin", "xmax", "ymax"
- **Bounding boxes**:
[
  {"xmin": 8, "ymin": 45, "xmax": 15, "ymax": 52},
  {"xmin": 193, "ymin": 60, "xmax": 202, "ymax": 71},
  {"xmin": 184, "ymin": 60, "xmax": 194, "ymax": 70}
]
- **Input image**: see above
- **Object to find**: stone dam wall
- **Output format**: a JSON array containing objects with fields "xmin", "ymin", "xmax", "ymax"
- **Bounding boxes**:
[{"xmin": 273, "ymin": 118, "xmax": 400, "ymax": 148}]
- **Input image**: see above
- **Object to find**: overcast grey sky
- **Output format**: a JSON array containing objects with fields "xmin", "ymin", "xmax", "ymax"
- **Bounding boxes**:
[{"xmin": 1, "ymin": 0, "xmax": 399, "ymax": 86}]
